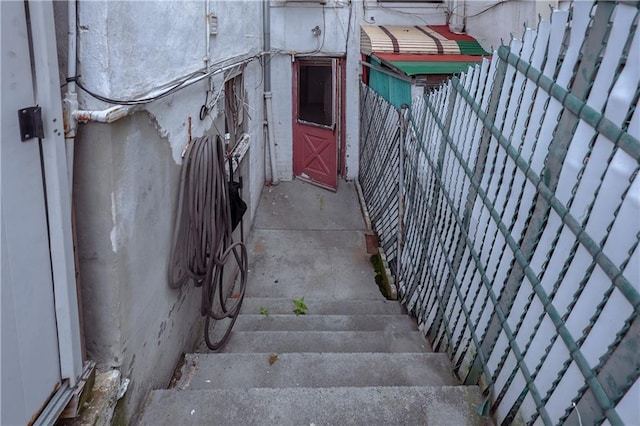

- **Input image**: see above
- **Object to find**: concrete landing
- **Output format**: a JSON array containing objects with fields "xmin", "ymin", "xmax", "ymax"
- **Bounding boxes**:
[
  {"xmin": 254, "ymin": 179, "xmax": 366, "ymax": 231},
  {"xmin": 246, "ymin": 180, "xmax": 381, "ymax": 300}
]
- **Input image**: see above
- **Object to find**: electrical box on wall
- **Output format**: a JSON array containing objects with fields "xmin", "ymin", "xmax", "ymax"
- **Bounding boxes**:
[{"xmin": 208, "ymin": 14, "xmax": 218, "ymax": 35}]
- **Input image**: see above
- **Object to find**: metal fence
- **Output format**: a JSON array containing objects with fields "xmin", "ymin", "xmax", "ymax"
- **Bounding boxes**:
[{"xmin": 358, "ymin": 2, "xmax": 639, "ymax": 425}]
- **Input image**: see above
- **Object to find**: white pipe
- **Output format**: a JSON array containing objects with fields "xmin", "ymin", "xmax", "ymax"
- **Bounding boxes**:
[
  {"xmin": 205, "ymin": 0, "xmax": 212, "ymax": 91},
  {"xmin": 73, "ymin": 106, "xmax": 136, "ymax": 123},
  {"xmin": 449, "ymin": 0, "xmax": 465, "ymax": 33},
  {"xmin": 264, "ymin": 92, "xmax": 279, "ymax": 185},
  {"xmin": 263, "ymin": 1, "xmax": 279, "ymax": 185},
  {"xmin": 263, "ymin": 0, "xmax": 271, "ymax": 92}
]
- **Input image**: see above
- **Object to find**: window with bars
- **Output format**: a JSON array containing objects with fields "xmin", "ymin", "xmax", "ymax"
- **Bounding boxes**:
[{"xmin": 224, "ymin": 72, "xmax": 246, "ymax": 151}]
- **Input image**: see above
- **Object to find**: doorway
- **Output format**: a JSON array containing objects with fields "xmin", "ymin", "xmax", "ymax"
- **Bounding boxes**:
[{"xmin": 292, "ymin": 57, "xmax": 345, "ymax": 191}]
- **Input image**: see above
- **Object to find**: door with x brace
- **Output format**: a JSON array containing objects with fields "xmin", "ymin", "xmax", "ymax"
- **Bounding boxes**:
[{"xmin": 292, "ymin": 57, "xmax": 341, "ymax": 191}]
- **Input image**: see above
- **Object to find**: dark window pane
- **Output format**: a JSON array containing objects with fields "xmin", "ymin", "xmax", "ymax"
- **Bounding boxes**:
[{"xmin": 299, "ymin": 63, "xmax": 332, "ymax": 126}]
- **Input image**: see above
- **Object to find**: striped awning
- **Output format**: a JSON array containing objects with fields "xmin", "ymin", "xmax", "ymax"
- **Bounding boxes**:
[{"xmin": 361, "ymin": 25, "xmax": 487, "ymax": 56}]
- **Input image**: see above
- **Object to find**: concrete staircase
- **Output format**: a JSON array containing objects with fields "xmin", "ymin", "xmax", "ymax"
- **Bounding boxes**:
[
  {"xmin": 138, "ymin": 181, "xmax": 488, "ymax": 425},
  {"xmin": 138, "ymin": 297, "xmax": 488, "ymax": 425}
]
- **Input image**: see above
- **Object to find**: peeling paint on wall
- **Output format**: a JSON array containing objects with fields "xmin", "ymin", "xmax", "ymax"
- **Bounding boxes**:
[{"xmin": 71, "ymin": 2, "xmax": 265, "ymax": 423}]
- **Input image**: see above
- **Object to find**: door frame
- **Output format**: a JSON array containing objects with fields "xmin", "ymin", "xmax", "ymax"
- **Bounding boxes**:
[
  {"xmin": 28, "ymin": 0, "xmax": 84, "ymax": 387},
  {"xmin": 2, "ymin": 1, "xmax": 85, "ymax": 423},
  {"xmin": 292, "ymin": 56, "xmax": 346, "ymax": 189}
]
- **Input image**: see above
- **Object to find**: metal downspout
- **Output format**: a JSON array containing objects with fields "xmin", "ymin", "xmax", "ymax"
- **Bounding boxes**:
[
  {"xmin": 63, "ymin": 0, "xmax": 78, "ymax": 195},
  {"xmin": 448, "ymin": 0, "xmax": 465, "ymax": 33},
  {"xmin": 263, "ymin": 0, "xmax": 279, "ymax": 184}
]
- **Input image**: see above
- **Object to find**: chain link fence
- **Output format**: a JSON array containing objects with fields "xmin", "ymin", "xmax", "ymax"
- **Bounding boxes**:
[{"xmin": 359, "ymin": 2, "xmax": 639, "ymax": 424}]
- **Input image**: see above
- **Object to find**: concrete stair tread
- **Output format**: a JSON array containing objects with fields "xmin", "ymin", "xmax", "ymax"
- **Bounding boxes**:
[
  {"xmin": 197, "ymin": 330, "xmax": 432, "ymax": 353},
  {"xmin": 231, "ymin": 314, "xmax": 417, "ymax": 331},
  {"xmin": 240, "ymin": 297, "xmax": 406, "ymax": 315},
  {"xmin": 175, "ymin": 352, "xmax": 459, "ymax": 390},
  {"xmin": 139, "ymin": 386, "xmax": 489, "ymax": 426}
]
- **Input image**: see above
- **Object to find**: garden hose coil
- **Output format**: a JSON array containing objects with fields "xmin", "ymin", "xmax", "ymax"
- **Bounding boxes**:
[{"xmin": 168, "ymin": 134, "xmax": 248, "ymax": 350}]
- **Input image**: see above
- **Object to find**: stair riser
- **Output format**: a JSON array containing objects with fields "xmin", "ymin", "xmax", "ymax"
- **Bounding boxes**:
[
  {"xmin": 212, "ymin": 331, "xmax": 432, "ymax": 353},
  {"xmin": 240, "ymin": 298, "xmax": 406, "ymax": 316},
  {"xmin": 140, "ymin": 387, "xmax": 488, "ymax": 426},
  {"xmin": 177, "ymin": 353, "xmax": 458, "ymax": 390},
  {"xmin": 232, "ymin": 315, "xmax": 417, "ymax": 332}
]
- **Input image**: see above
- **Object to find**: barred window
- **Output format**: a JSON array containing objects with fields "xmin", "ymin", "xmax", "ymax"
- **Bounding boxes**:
[{"xmin": 224, "ymin": 72, "xmax": 246, "ymax": 151}]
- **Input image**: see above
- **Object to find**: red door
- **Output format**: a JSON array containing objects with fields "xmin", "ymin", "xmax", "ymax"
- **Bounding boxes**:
[{"xmin": 293, "ymin": 58, "xmax": 342, "ymax": 191}]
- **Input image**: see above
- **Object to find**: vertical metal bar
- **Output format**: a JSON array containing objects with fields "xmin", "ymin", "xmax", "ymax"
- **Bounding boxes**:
[
  {"xmin": 425, "ymin": 89, "xmax": 457, "ymax": 342},
  {"xmin": 462, "ymin": 56, "xmax": 509, "ymax": 385},
  {"xmin": 397, "ymin": 105, "xmax": 408, "ymax": 288}
]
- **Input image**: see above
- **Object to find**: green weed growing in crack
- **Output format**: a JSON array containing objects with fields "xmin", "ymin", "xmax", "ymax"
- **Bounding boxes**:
[{"xmin": 293, "ymin": 297, "xmax": 308, "ymax": 316}]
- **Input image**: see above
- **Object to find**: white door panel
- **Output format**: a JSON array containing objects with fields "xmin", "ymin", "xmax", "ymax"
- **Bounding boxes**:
[{"xmin": 1, "ymin": 1, "xmax": 63, "ymax": 424}]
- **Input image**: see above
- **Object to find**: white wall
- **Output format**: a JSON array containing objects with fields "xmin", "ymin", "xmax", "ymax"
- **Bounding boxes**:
[
  {"xmin": 465, "ymin": 0, "xmax": 556, "ymax": 50},
  {"xmin": 67, "ymin": 1, "xmax": 265, "ymax": 422}
]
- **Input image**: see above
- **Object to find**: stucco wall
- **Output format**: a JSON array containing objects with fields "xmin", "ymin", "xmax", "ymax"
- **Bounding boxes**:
[
  {"xmin": 70, "ymin": 1, "xmax": 264, "ymax": 422},
  {"xmin": 465, "ymin": 0, "xmax": 548, "ymax": 51}
]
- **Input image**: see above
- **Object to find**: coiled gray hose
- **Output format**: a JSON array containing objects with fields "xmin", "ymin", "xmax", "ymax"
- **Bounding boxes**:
[{"xmin": 168, "ymin": 134, "xmax": 248, "ymax": 350}]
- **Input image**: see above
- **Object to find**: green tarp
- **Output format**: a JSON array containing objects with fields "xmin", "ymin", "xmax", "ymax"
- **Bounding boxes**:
[
  {"xmin": 368, "ymin": 58, "xmax": 411, "ymax": 110},
  {"xmin": 388, "ymin": 60, "xmax": 480, "ymax": 76}
]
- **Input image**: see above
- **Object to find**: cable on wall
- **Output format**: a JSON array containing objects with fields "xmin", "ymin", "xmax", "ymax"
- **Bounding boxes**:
[{"xmin": 71, "ymin": 53, "xmax": 263, "ymax": 107}]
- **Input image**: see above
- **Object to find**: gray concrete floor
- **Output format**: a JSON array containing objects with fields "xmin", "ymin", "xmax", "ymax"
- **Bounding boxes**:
[{"xmin": 246, "ymin": 179, "xmax": 382, "ymax": 301}]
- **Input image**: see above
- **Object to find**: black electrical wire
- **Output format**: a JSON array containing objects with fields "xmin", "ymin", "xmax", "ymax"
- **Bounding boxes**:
[
  {"xmin": 73, "ymin": 53, "xmax": 264, "ymax": 107},
  {"xmin": 73, "ymin": 69, "xmax": 207, "ymax": 106},
  {"xmin": 168, "ymin": 134, "xmax": 248, "ymax": 351}
]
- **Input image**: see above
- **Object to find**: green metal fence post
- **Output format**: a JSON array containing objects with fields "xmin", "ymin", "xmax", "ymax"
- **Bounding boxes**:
[
  {"xmin": 397, "ymin": 104, "xmax": 408, "ymax": 289},
  {"xmin": 426, "ymin": 87, "xmax": 458, "ymax": 344},
  {"xmin": 462, "ymin": 56, "xmax": 509, "ymax": 385}
]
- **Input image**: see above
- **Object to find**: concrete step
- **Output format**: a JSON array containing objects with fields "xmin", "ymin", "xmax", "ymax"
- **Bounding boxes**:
[
  {"xmin": 139, "ymin": 386, "xmax": 489, "ymax": 426},
  {"xmin": 176, "ymin": 352, "xmax": 458, "ymax": 390},
  {"xmin": 231, "ymin": 314, "xmax": 417, "ymax": 332},
  {"xmin": 240, "ymin": 297, "xmax": 406, "ymax": 316},
  {"xmin": 201, "ymin": 331, "xmax": 431, "ymax": 353}
]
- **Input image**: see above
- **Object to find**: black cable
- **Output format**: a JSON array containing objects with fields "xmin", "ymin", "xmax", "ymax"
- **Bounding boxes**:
[
  {"xmin": 74, "ymin": 54, "xmax": 264, "ymax": 107},
  {"xmin": 168, "ymin": 134, "xmax": 248, "ymax": 351},
  {"xmin": 465, "ymin": 1, "xmax": 507, "ymax": 19},
  {"xmin": 74, "ymin": 69, "xmax": 207, "ymax": 106}
]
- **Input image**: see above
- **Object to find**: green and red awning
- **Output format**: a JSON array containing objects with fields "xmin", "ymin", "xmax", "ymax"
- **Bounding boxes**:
[{"xmin": 361, "ymin": 25, "xmax": 490, "ymax": 76}]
